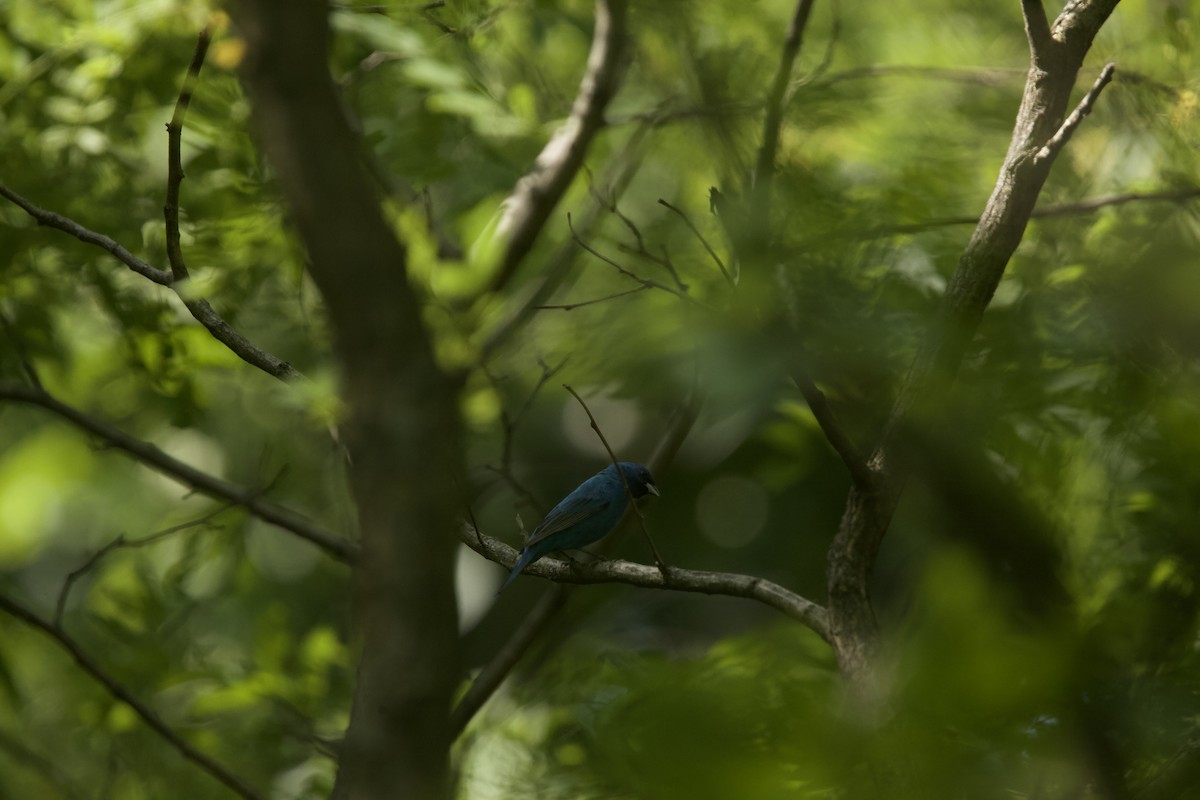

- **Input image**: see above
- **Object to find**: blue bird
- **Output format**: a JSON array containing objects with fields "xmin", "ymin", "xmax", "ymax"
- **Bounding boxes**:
[{"xmin": 498, "ymin": 462, "xmax": 659, "ymax": 592}]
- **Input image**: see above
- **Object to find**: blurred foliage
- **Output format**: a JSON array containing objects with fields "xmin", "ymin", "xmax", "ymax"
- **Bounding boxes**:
[{"xmin": 1, "ymin": 0, "xmax": 1198, "ymax": 798}]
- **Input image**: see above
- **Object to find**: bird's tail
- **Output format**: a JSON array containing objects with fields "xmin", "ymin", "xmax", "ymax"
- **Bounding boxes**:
[{"xmin": 497, "ymin": 548, "xmax": 537, "ymax": 594}]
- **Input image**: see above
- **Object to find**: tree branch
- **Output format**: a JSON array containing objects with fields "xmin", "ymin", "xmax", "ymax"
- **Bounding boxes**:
[
  {"xmin": 55, "ymin": 502, "xmax": 240, "ymax": 627},
  {"xmin": 1021, "ymin": 0, "xmax": 1054, "ymax": 61},
  {"xmin": 1033, "ymin": 63, "xmax": 1116, "ymax": 165},
  {"xmin": 0, "ymin": 183, "xmax": 172, "ymax": 285},
  {"xmin": 754, "ymin": 0, "xmax": 817, "ymax": 194},
  {"xmin": 488, "ymin": 0, "xmax": 630, "ymax": 293},
  {"xmin": 824, "ymin": 0, "xmax": 1121, "ymax": 692},
  {"xmin": 0, "ymin": 383, "xmax": 356, "ymax": 563},
  {"xmin": 567, "ymin": 213, "xmax": 700, "ymax": 305},
  {"xmin": 449, "ymin": 583, "xmax": 569, "ymax": 738},
  {"xmin": 0, "ymin": 181, "xmax": 300, "ymax": 382},
  {"xmin": 458, "ymin": 526, "xmax": 831, "ymax": 642},
  {"xmin": 480, "ymin": 124, "xmax": 650, "ymax": 360},
  {"xmin": 857, "ymin": 185, "xmax": 1200, "ymax": 239},
  {"xmin": 789, "ymin": 366, "xmax": 874, "ymax": 489},
  {"xmin": 657, "ymin": 198, "xmax": 735, "ymax": 287},
  {"xmin": 164, "ymin": 25, "xmax": 211, "ymax": 283},
  {"xmin": 0, "ymin": 592, "xmax": 263, "ymax": 800}
]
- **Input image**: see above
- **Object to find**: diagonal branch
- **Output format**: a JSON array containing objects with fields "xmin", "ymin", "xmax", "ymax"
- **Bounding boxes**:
[
  {"xmin": 0, "ymin": 592, "xmax": 263, "ymax": 800},
  {"xmin": 0, "ymin": 183, "xmax": 172, "ymax": 285},
  {"xmin": 0, "ymin": 383, "xmax": 356, "ymax": 563},
  {"xmin": 1033, "ymin": 63, "xmax": 1116, "ymax": 165},
  {"xmin": 0, "ymin": 180, "xmax": 300, "ymax": 382},
  {"xmin": 657, "ymin": 198, "xmax": 735, "ymax": 287},
  {"xmin": 754, "ymin": 0, "xmax": 817, "ymax": 194},
  {"xmin": 824, "ymin": 0, "xmax": 1121, "ymax": 691},
  {"xmin": 54, "ymin": 502, "xmax": 239, "ymax": 627},
  {"xmin": 458, "ymin": 526, "xmax": 830, "ymax": 641},
  {"xmin": 487, "ymin": 0, "xmax": 630, "ymax": 293},
  {"xmin": 789, "ymin": 366, "xmax": 873, "ymax": 489}
]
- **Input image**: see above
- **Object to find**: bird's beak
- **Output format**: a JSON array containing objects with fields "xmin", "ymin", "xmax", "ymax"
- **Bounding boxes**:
[{"xmin": 645, "ymin": 483, "xmax": 660, "ymax": 496}]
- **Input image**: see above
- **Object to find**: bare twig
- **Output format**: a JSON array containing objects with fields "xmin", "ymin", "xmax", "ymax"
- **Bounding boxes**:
[
  {"xmin": 0, "ymin": 383, "xmax": 356, "ymax": 563},
  {"xmin": 562, "ymin": 384, "xmax": 666, "ymax": 571},
  {"xmin": 164, "ymin": 26, "xmax": 211, "ymax": 283},
  {"xmin": 54, "ymin": 502, "xmax": 239, "ymax": 627},
  {"xmin": 535, "ymin": 285, "xmax": 650, "ymax": 310},
  {"xmin": 488, "ymin": 0, "xmax": 630, "ymax": 292},
  {"xmin": 488, "ymin": 357, "xmax": 569, "ymax": 513},
  {"xmin": 858, "ymin": 185, "xmax": 1200, "ymax": 239},
  {"xmin": 0, "ymin": 181, "xmax": 300, "ymax": 382},
  {"xmin": 0, "ymin": 29, "xmax": 300, "ymax": 383},
  {"xmin": 450, "ymin": 583, "xmax": 568, "ymax": 737},
  {"xmin": 808, "ymin": 64, "xmax": 1022, "ymax": 91},
  {"xmin": 585, "ymin": 170, "xmax": 688, "ymax": 291},
  {"xmin": 1033, "ymin": 63, "xmax": 1117, "ymax": 166},
  {"xmin": 754, "ymin": 0, "xmax": 816, "ymax": 194},
  {"xmin": 0, "ymin": 593, "xmax": 264, "ymax": 800},
  {"xmin": 567, "ymin": 213, "xmax": 698, "ymax": 304},
  {"xmin": 789, "ymin": 367, "xmax": 874, "ymax": 489},
  {"xmin": 459, "ymin": 525, "xmax": 829, "ymax": 640},
  {"xmin": 657, "ymin": 198, "xmax": 735, "ymax": 287},
  {"xmin": 0, "ymin": 309, "xmax": 43, "ymax": 389},
  {"xmin": 481, "ymin": 123, "xmax": 651, "ymax": 360},
  {"xmin": 0, "ymin": 183, "xmax": 172, "ymax": 285}
]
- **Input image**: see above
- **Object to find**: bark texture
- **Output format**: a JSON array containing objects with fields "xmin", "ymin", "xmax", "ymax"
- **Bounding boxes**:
[{"xmin": 234, "ymin": 2, "xmax": 463, "ymax": 798}]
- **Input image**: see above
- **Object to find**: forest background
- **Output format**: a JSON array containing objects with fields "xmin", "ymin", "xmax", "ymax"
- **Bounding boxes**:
[{"xmin": 1, "ymin": 0, "xmax": 1198, "ymax": 798}]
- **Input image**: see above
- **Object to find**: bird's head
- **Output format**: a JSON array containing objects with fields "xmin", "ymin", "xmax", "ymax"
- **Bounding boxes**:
[{"xmin": 615, "ymin": 462, "xmax": 660, "ymax": 498}]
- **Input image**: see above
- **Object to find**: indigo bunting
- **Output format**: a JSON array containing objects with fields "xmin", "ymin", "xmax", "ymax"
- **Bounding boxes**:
[{"xmin": 498, "ymin": 462, "xmax": 659, "ymax": 592}]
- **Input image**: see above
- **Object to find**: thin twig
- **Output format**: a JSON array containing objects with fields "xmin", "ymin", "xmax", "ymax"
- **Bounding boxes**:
[
  {"xmin": 754, "ymin": 0, "xmax": 816, "ymax": 193},
  {"xmin": 585, "ymin": 169, "xmax": 688, "ymax": 291},
  {"xmin": 0, "ymin": 593, "xmax": 264, "ymax": 800},
  {"xmin": 535, "ymin": 285, "xmax": 650, "ymax": 310},
  {"xmin": 0, "ymin": 183, "xmax": 172, "ymax": 285},
  {"xmin": 164, "ymin": 26, "xmax": 211, "ymax": 282},
  {"xmin": 488, "ymin": 358, "xmax": 569, "ymax": 512},
  {"xmin": 0, "ymin": 181, "xmax": 300, "ymax": 382},
  {"xmin": 480, "ymin": 122, "xmax": 651, "ymax": 360},
  {"xmin": 567, "ymin": 213, "xmax": 698, "ymax": 303},
  {"xmin": 562, "ymin": 384, "xmax": 666, "ymax": 571},
  {"xmin": 657, "ymin": 199, "xmax": 735, "ymax": 287},
  {"xmin": 54, "ymin": 502, "xmax": 239, "ymax": 627},
  {"xmin": 856, "ymin": 186, "xmax": 1200, "ymax": 239},
  {"xmin": 789, "ymin": 366, "xmax": 873, "ymax": 489},
  {"xmin": 0, "ymin": 383, "xmax": 356, "ymax": 563},
  {"xmin": 1033, "ymin": 63, "xmax": 1117, "ymax": 166},
  {"xmin": 0, "ymin": 309, "xmax": 43, "ymax": 389}
]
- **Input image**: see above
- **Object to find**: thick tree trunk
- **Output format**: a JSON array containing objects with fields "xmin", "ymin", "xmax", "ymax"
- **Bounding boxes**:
[{"xmin": 234, "ymin": 2, "xmax": 464, "ymax": 798}]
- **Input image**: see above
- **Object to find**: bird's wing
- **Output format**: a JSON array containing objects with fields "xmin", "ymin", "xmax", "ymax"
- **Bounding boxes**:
[{"xmin": 524, "ymin": 493, "xmax": 612, "ymax": 548}]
